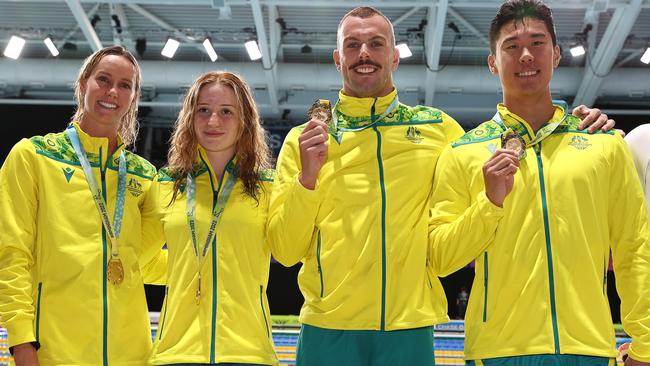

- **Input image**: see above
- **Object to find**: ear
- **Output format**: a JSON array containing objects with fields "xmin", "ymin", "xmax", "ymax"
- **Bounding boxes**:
[
  {"xmin": 333, "ymin": 49, "xmax": 341, "ymax": 71},
  {"xmin": 391, "ymin": 46, "xmax": 400, "ymax": 71},
  {"xmin": 487, "ymin": 54, "xmax": 498, "ymax": 75},
  {"xmin": 552, "ymin": 44, "xmax": 561, "ymax": 68}
]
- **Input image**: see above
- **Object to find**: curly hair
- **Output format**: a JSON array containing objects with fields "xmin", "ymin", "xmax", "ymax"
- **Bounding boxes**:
[
  {"xmin": 72, "ymin": 45, "xmax": 141, "ymax": 146},
  {"xmin": 167, "ymin": 71, "xmax": 271, "ymax": 204}
]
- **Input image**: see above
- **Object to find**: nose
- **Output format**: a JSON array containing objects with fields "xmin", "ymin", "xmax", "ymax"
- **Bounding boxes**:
[
  {"xmin": 519, "ymin": 47, "xmax": 534, "ymax": 64},
  {"xmin": 359, "ymin": 43, "xmax": 370, "ymax": 59},
  {"xmin": 207, "ymin": 112, "xmax": 221, "ymax": 126},
  {"xmin": 107, "ymin": 84, "xmax": 118, "ymax": 98}
]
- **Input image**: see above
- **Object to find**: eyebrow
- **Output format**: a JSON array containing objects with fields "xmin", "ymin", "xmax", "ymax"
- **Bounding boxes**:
[
  {"xmin": 96, "ymin": 70, "xmax": 133, "ymax": 84},
  {"xmin": 197, "ymin": 102, "xmax": 235, "ymax": 107},
  {"xmin": 343, "ymin": 35, "xmax": 387, "ymax": 43},
  {"xmin": 502, "ymin": 32, "xmax": 547, "ymax": 44}
]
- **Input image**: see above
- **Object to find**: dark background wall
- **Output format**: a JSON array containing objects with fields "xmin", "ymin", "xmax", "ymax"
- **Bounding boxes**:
[{"xmin": 1, "ymin": 104, "xmax": 636, "ymax": 322}]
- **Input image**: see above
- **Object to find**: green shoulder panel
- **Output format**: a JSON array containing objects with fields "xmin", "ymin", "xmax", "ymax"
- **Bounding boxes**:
[
  {"xmin": 451, "ymin": 120, "xmax": 503, "ymax": 148},
  {"xmin": 30, "ymin": 132, "xmax": 100, "ymax": 166},
  {"xmin": 552, "ymin": 115, "xmax": 614, "ymax": 135},
  {"xmin": 158, "ymin": 167, "xmax": 179, "ymax": 182},
  {"xmin": 119, "ymin": 151, "xmax": 157, "ymax": 180},
  {"xmin": 377, "ymin": 104, "xmax": 443, "ymax": 126},
  {"xmin": 258, "ymin": 168, "xmax": 275, "ymax": 182}
]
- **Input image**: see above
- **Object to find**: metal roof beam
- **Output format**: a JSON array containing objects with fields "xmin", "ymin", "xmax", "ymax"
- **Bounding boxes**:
[
  {"xmin": 573, "ymin": 0, "xmax": 642, "ymax": 106},
  {"xmin": 63, "ymin": 0, "xmax": 102, "ymax": 51},
  {"xmin": 251, "ymin": 0, "xmax": 279, "ymax": 112},
  {"xmin": 424, "ymin": 0, "xmax": 448, "ymax": 106},
  {"xmin": 448, "ymin": 7, "xmax": 489, "ymax": 47}
]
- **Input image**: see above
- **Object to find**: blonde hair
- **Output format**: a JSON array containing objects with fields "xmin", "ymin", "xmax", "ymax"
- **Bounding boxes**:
[
  {"xmin": 167, "ymin": 71, "xmax": 271, "ymax": 203},
  {"xmin": 72, "ymin": 45, "xmax": 142, "ymax": 146}
]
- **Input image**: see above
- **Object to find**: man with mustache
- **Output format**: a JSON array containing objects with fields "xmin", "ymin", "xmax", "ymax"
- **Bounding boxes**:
[
  {"xmin": 268, "ymin": 6, "xmax": 614, "ymax": 366},
  {"xmin": 429, "ymin": 1, "xmax": 650, "ymax": 365}
]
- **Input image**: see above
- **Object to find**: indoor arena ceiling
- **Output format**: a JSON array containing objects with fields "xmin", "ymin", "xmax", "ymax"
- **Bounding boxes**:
[{"xmin": 1, "ymin": 0, "xmax": 650, "ymax": 127}]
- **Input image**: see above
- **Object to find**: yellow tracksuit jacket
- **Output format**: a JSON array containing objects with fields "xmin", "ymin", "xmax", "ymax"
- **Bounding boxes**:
[
  {"xmin": 0, "ymin": 123, "xmax": 167, "ymax": 365},
  {"xmin": 268, "ymin": 89, "xmax": 465, "ymax": 331},
  {"xmin": 151, "ymin": 147, "xmax": 278, "ymax": 365},
  {"xmin": 430, "ymin": 104, "xmax": 650, "ymax": 362}
]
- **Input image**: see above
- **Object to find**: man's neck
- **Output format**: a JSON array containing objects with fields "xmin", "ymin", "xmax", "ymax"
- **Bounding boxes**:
[{"xmin": 503, "ymin": 92, "xmax": 555, "ymax": 132}]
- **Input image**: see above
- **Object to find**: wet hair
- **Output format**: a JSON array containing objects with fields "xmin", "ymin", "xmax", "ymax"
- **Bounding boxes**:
[
  {"xmin": 166, "ymin": 71, "xmax": 271, "ymax": 204},
  {"xmin": 489, "ymin": 0, "xmax": 557, "ymax": 54}
]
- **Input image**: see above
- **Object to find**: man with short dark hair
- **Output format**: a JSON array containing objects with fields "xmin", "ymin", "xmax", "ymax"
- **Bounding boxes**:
[
  {"xmin": 268, "ymin": 5, "xmax": 616, "ymax": 366},
  {"xmin": 429, "ymin": 1, "xmax": 650, "ymax": 365}
]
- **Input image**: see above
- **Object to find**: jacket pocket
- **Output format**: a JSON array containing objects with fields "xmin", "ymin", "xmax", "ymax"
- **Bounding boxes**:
[
  {"xmin": 259, "ymin": 285, "xmax": 270, "ymax": 337},
  {"xmin": 482, "ymin": 252, "xmax": 488, "ymax": 322},
  {"xmin": 316, "ymin": 231, "xmax": 324, "ymax": 297},
  {"xmin": 35, "ymin": 282, "xmax": 43, "ymax": 342},
  {"xmin": 157, "ymin": 286, "xmax": 169, "ymax": 340}
]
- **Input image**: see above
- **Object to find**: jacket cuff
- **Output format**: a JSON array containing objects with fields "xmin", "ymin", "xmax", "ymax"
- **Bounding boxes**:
[
  {"xmin": 291, "ymin": 174, "xmax": 320, "ymax": 202},
  {"xmin": 628, "ymin": 342, "xmax": 650, "ymax": 363},
  {"xmin": 6, "ymin": 319, "xmax": 36, "ymax": 348},
  {"xmin": 477, "ymin": 191, "xmax": 505, "ymax": 219}
]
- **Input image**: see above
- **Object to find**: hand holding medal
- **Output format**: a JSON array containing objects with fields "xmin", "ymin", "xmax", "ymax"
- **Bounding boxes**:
[
  {"xmin": 483, "ymin": 134, "xmax": 520, "ymax": 207},
  {"xmin": 298, "ymin": 99, "xmax": 331, "ymax": 190}
]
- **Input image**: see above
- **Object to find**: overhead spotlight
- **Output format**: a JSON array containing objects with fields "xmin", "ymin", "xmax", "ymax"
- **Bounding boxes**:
[
  {"xmin": 570, "ymin": 45, "xmax": 586, "ymax": 57},
  {"xmin": 135, "ymin": 38, "xmax": 147, "ymax": 57},
  {"xmin": 43, "ymin": 37, "xmax": 60, "ymax": 57},
  {"xmin": 161, "ymin": 38, "xmax": 180, "ymax": 58},
  {"xmin": 396, "ymin": 43, "xmax": 412, "ymax": 59},
  {"xmin": 245, "ymin": 40, "xmax": 262, "ymax": 61},
  {"xmin": 3, "ymin": 35, "xmax": 26, "ymax": 60},
  {"xmin": 202, "ymin": 38, "xmax": 218, "ymax": 62},
  {"xmin": 91, "ymin": 14, "xmax": 101, "ymax": 29},
  {"xmin": 111, "ymin": 14, "xmax": 123, "ymax": 34},
  {"xmin": 641, "ymin": 47, "xmax": 650, "ymax": 65},
  {"xmin": 301, "ymin": 44, "xmax": 312, "ymax": 54}
]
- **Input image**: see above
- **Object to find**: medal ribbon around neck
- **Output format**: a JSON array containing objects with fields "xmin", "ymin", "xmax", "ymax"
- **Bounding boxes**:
[
  {"xmin": 186, "ymin": 163, "xmax": 237, "ymax": 304},
  {"xmin": 331, "ymin": 94, "xmax": 400, "ymax": 135},
  {"xmin": 66, "ymin": 126, "xmax": 127, "ymax": 284},
  {"xmin": 492, "ymin": 106, "xmax": 567, "ymax": 148}
]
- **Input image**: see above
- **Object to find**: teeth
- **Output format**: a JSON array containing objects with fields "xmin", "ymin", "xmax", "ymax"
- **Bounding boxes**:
[
  {"xmin": 518, "ymin": 70, "xmax": 538, "ymax": 77},
  {"xmin": 356, "ymin": 67, "xmax": 376, "ymax": 74},
  {"xmin": 98, "ymin": 101, "xmax": 117, "ymax": 109}
]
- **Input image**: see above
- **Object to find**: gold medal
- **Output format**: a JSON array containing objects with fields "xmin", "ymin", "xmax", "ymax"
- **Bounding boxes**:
[
  {"xmin": 501, "ymin": 129, "xmax": 526, "ymax": 160},
  {"xmin": 308, "ymin": 99, "xmax": 332, "ymax": 124},
  {"xmin": 107, "ymin": 257, "xmax": 124, "ymax": 285}
]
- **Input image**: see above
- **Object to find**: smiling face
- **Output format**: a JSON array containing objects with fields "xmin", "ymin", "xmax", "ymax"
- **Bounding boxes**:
[
  {"xmin": 488, "ymin": 17, "xmax": 560, "ymax": 101},
  {"xmin": 333, "ymin": 14, "xmax": 399, "ymax": 98},
  {"xmin": 193, "ymin": 82, "xmax": 241, "ymax": 158},
  {"xmin": 80, "ymin": 54, "xmax": 137, "ymax": 129}
]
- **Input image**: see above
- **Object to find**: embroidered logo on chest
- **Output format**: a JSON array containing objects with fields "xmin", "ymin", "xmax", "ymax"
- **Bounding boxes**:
[
  {"xmin": 405, "ymin": 126, "xmax": 423, "ymax": 144},
  {"xmin": 62, "ymin": 167, "xmax": 75, "ymax": 182},
  {"xmin": 127, "ymin": 178, "xmax": 144, "ymax": 197},
  {"xmin": 569, "ymin": 136, "xmax": 592, "ymax": 150}
]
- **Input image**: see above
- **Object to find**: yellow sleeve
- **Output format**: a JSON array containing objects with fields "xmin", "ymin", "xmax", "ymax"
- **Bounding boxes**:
[
  {"xmin": 608, "ymin": 133, "xmax": 650, "ymax": 362},
  {"xmin": 138, "ymin": 174, "xmax": 167, "ymax": 285},
  {"xmin": 0, "ymin": 139, "xmax": 38, "ymax": 347},
  {"xmin": 442, "ymin": 112, "xmax": 466, "ymax": 143},
  {"xmin": 428, "ymin": 144, "xmax": 504, "ymax": 276},
  {"xmin": 266, "ymin": 126, "xmax": 320, "ymax": 266}
]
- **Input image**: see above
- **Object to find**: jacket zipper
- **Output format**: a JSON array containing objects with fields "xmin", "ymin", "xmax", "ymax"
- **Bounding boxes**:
[
  {"xmin": 534, "ymin": 143, "xmax": 560, "ymax": 354},
  {"xmin": 483, "ymin": 252, "xmax": 488, "ymax": 322},
  {"xmin": 316, "ymin": 231, "xmax": 324, "ymax": 297}
]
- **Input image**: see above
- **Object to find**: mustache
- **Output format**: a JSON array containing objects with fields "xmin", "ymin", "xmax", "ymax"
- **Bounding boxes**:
[{"xmin": 349, "ymin": 59, "xmax": 381, "ymax": 70}]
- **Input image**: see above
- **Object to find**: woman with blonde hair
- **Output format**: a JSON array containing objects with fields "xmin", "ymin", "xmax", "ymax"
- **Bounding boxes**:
[
  {"xmin": 0, "ymin": 45, "xmax": 167, "ymax": 366},
  {"xmin": 151, "ymin": 71, "xmax": 277, "ymax": 366}
]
